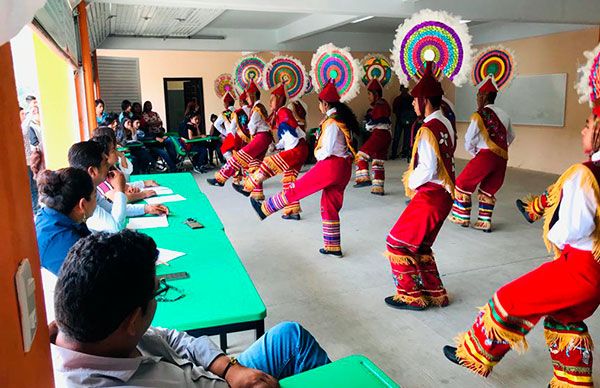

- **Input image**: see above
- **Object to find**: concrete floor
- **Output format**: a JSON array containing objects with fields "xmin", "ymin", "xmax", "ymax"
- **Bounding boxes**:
[{"xmin": 194, "ymin": 159, "xmax": 600, "ymax": 387}]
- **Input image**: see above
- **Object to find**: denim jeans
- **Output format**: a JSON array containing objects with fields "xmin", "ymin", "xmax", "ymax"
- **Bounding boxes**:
[
  {"xmin": 150, "ymin": 146, "xmax": 177, "ymax": 171},
  {"xmin": 237, "ymin": 322, "xmax": 330, "ymax": 379},
  {"xmin": 28, "ymin": 166, "xmax": 39, "ymax": 213}
]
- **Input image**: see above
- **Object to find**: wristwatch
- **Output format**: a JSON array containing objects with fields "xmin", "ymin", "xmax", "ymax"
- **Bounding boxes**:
[{"xmin": 222, "ymin": 356, "xmax": 238, "ymax": 379}]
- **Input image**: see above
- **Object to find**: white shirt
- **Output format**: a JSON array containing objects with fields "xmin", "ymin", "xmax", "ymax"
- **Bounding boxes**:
[
  {"xmin": 276, "ymin": 128, "xmax": 306, "ymax": 151},
  {"xmin": 87, "ymin": 191, "xmax": 145, "ymax": 233},
  {"xmin": 274, "ymin": 107, "xmax": 306, "ymax": 151},
  {"xmin": 214, "ymin": 107, "xmax": 234, "ymax": 136},
  {"xmin": 248, "ymin": 101, "xmax": 270, "ymax": 135},
  {"xmin": 465, "ymin": 104, "xmax": 515, "ymax": 156},
  {"xmin": 315, "ymin": 108, "xmax": 350, "ymax": 161},
  {"xmin": 546, "ymin": 152, "xmax": 600, "ymax": 252},
  {"xmin": 408, "ymin": 110, "xmax": 455, "ymax": 193}
]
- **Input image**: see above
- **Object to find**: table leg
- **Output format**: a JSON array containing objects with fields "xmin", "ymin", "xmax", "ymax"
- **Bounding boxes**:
[
  {"xmin": 219, "ymin": 332, "xmax": 228, "ymax": 351},
  {"xmin": 256, "ymin": 320, "xmax": 265, "ymax": 339}
]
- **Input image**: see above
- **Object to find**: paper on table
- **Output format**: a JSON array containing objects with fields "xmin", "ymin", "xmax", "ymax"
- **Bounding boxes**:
[
  {"xmin": 145, "ymin": 194, "xmax": 186, "ymax": 205},
  {"xmin": 152, "ymin": 186, "xmax": 174, "ymax": 195},
  {"xmin": 127, "ymin": 215, "xmax": 169, "ymax": 229},
  {"xmin": 156, "ymin": 248, "xmax": 186, "ymax": 266}
]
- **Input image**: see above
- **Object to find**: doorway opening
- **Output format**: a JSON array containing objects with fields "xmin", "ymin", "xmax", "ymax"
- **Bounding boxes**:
[{"xmin": 163, "ymin": 77, "xmax": 205, "ymax": 133}]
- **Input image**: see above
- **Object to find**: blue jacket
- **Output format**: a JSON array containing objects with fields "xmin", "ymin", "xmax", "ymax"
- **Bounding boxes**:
[{"xmin": 35, "ymin": 207, "xmax": 91, "ymax": 275}]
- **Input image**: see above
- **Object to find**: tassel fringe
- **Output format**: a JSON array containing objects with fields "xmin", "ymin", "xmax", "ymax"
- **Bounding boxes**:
[
  {"xmin": 544, "ymin": 330, "xmax": 594, "ymax": 353},
  {"xmin": 393, "ymin": 293, "xmax": 427, "ymax": 307},
  {"xmin": 454, "ymin": 333, "xmax": 494, "ymax": 377},
  {"xmin": 479, "ymin": 304, "xmax": 529, "ymax": 353},
  {"xmin": 403, "ymin": 127, "xmax": 455, "ymax": 198},
  {"xmin": 543, "ymin": 165, "xmax": 600, "ymax": 262},
  {"xmin": 471, "ymin": 113, "xmax": 508, "ymax": 160},
  {"xmin": 384, "ymin": 250, "xmax": 415, "ymax": 265}
]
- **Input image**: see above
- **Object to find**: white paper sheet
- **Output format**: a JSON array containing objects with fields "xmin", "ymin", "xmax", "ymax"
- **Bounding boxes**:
[
  {"xmin": 145, "ymin": 194, "xmax": 186, "ymax": 204},
  {"xmin": 156, "ymin": 248, "xmax": 186, "ymax": 266},
  {"xmin": 127, "ymin": 215, "xmax": 169, "ymax": 229},
  {"xmin": 152, "ymin": 186, "xmax": 174, "ymax": 195}
]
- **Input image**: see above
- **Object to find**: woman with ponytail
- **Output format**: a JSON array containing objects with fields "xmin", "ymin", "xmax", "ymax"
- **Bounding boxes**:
[
  {"xmin": 35, "ymin": 168, "xmax": 96, "ymax": 274},
  {"xmin": 250, "ymin": 79, "xmax": 357, "ymax": 257}
]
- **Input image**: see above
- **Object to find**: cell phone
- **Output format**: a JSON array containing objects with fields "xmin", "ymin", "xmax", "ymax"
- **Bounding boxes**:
[
  {"xmin": 159, "ymin": 271, "xmax": 190, "ymax": 281},
  {"xmin": 184, "ymin": 218, "xmax": 204, "ymax": 229}
]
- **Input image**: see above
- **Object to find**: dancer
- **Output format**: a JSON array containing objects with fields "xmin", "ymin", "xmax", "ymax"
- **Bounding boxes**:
[
  {"xmin": 445, "ymin": 105, "xmax": 600, "ymax": 388},
  {"xmin": 444, "ymin": 42, "xmax": 600, "ymax": 388},
  {"xmin": 449, "ymin": 75, "xmax": 515, "ymax": 232},
  {"xmin": 234, "ymin": 84, "xmax": 308, "ymax": 221},
  {"xmin": 213, "ymin": 92, "xmax": 236, "ymax": 142},
  {"xmin": 354, "ymin": 79, "xmax": 393, "ymax": 195},
  {"xmin": 208, "ymin": 81, "xmax": 272, "ymax": 200},
  {"xmin": 249, "ymin": 80, "xmax": 357, "ymax": 257},
  {"xmin": 383, "ymin": 62, "xmax": 456, "ymax": 310}
]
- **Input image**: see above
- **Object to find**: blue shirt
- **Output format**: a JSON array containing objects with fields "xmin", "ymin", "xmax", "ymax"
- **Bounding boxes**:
[{"xmin": 35, "ymin": 207, "xmax": 91, "ymax": 275}]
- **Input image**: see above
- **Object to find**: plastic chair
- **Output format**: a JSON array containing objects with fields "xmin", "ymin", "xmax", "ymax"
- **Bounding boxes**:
[{"xmin": 169, "ymin": 136, "xmax": 198, "ymax": 171}]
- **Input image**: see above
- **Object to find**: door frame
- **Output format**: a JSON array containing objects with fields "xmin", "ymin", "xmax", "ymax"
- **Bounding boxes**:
[{"xmin": 163, "ymin": 77, "xmax": 205, "ymax": 132}]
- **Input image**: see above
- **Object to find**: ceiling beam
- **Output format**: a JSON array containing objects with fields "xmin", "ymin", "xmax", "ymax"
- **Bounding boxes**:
[
  {"xmin": 99, "ymin": 28, "xmax": 396, "ymax": 52},
  {"xmin": 90, "ymin": 0, "xmax": 600, "ymax": 24},
  {"xmin": 276, "ymin": 14, "xmax": 357, "ymax": 43}
]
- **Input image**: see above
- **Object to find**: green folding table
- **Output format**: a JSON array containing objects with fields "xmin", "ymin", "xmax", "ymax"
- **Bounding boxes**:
[
  {"xmin": 184, "ymin": 136, "xmax": 221, "ymax": 144},
  {"xmin": 133, "ymin": 172, "xmax": 224, "ymax": 231},
  {"xmin": 149, "ymin": 231, "xmax": 266, "ymax": 351},
  {"xmin": 280, "ymin": 355, "xmax": 400, "ymax": 388},
  {"xmin": 129, "ymin": 173, "xmax": 265, "ymax": 350}
]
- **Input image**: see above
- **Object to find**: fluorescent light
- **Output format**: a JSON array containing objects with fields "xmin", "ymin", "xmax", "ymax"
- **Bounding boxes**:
[
  {"xmin": 352, "ymin": 16, "xmax": 374, "ymax": 24},
  {"xmin": 460, "ymin": 19, "xmax": 471, "ymax": 24}
]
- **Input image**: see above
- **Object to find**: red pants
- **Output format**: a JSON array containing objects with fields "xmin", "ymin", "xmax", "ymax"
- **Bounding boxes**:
[
  {"xmin": 386, "ymin": 183, "xmax": 453, "ymax": 307},
  {"xmin": 456, "ymin": 149, "xmax": 507, "ymax": 197},
  {"xmin": 215, "ymin": 132, "xmax": 272, "ymax": 199},
  {"xmin": 245, "ymin": 140, "xmax": 309, "ymax": 215},
  {"xmin": 261, "ymin": 155, "xmax": 353, "ymax": 252},
  {"xmin": 221, "ymin": 133, "xmax": 243, "ymax": 154},
  {"xmin": 456, "ymin": 246, "xmax": 600, "ymax": 386},
  {"xmin": 355, "ymin": 129, "xmax": 392, "ymax": 193}
]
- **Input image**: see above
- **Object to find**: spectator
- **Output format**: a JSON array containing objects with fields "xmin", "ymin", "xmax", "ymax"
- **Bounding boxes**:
[
  {"xmin": 93, "ymin": 126, "xmax": 133, "ymax": 180},
  {"xmin": 100, "ymin": 113, "xmax": 119, "ymax": 131},
  {"xmin": 119, "ymin": 99, "xmax": 133, "ymax": 123},
  {"xmin": 68, "ymin": 141, "xmax": 168, "ymax": 233},
  {"xmin": 34, "ymin": 168, "xmax": 94, "ymax": 274},
  {"xmin": 95, "ymin": 99, "xmax": 109, "ymax": 125},
  {"xmin": 391, "ymin": 85, "xmax": 417, "ymax": 159},
  {"xmin": 180, "ymin": 112, "xmax": 210, "ymax": 173},
  {"xmin": 91, "ymin": 135, "xmax": 156, "ymax": 204},
  {"xmin": 132, "ymin": 116, "xmax": 177, "ymax": 172},
  {"xmin": 132, "ymin": 101, "xmax": 143, "ymax": 117},
  {"xmin": 141, "ymin": 100, "xmax": 164, "ymax": 135},
  {"xmin": 207, "ymin": 113, "xmax": 225, "ymax": 165},
  {"xmin": 51, "ymin": 230, "xmax": 330, "ymax": 387},
  {"xmin": 20, "ymin": 107, "xmax": 39, "ymax": 212},
  {"xmin": 117, "ymin": 117, "xmax": 153, "ymax": 174},
  {"xmin": 142, "ymin": 100, "xmax": 179, "ymax": 168},
  {"xmin": 24, "ymin": 102, "xmax": 46, "ymax": 183}
]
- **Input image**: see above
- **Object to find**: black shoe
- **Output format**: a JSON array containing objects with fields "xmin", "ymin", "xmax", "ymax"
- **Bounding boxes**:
[
  {"xmin": 232, "ymin": 182, "xmax": 250, "ymax": 197},
  {"xmin": 319, "ymin": 248, "xmax": 343, "ymax": 257},
  {"xmin": 206, "ymin": 178, "xmax": 224, "ymax": 187},
  {"xmin": 443, "ymin": 346, "xmax": 460, "ymax": 365},
  {"xmin": 384, "ymin": 296, "xmax": 426, "ymax": 311},
  {"xmin": 353, "ymin": 181, "xmax": 372, "ymax": 188},
  {"xmin": 371, "ymin": 191, "xmax": 385, "ymax": 196},
  {"xmin": 250, "ymin": 197, "xmax": 267, "ymax": 220},
  {"xmin": 516, "ymin": 199, "xmax": 534, "ymax": 223},
  {"xmin": 282, "ymin": 214, "xmax": 301, "ymax": 221}
]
